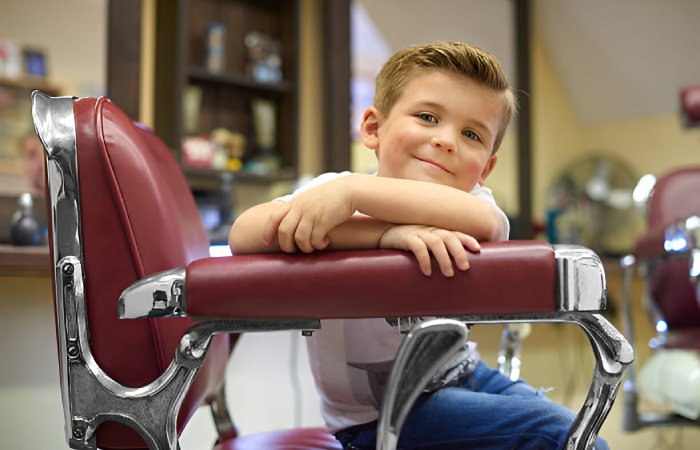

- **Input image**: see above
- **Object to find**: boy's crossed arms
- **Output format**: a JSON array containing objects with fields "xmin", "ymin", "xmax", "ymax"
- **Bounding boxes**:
[{"xmin": 229, "ymin": 173, "xmax": 504, "ymax": 277}]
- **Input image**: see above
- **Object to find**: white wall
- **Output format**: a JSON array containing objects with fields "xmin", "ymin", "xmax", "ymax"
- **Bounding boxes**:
[{"xmin": 0, "ymin": 0, "xmax": 106, "ymax": 97}]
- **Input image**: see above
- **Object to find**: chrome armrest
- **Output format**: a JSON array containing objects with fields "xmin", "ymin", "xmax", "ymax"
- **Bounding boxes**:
[
  {"xmin": 118, "ymin": 268, "xmax": 187, "ymax": 319},
  {"xmin": 555, "ymin": 245, "xmax": 607, "ymax": 311}
]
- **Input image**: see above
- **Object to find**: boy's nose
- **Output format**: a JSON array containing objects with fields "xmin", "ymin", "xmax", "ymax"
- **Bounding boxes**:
[{"xmin": 430, "ymin": 135, "xmax": 455, "ymax": 153}]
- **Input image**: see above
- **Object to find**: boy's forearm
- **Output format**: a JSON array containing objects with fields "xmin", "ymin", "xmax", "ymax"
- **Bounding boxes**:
[
  {"xmin": 345, "ymin": 174, "xmax": 504, "ymax": 241},
  {"xmin": 229, "ymin": 173, "xmax": 505, "ymax": 255},
  {"xmin": 229, "ymin": 201, "xmax": 392, "ymax": 254},
  {"xmin": 228, "ymin": 202, "xmax": 282, "ymax": 254},
  {"xmin": 324, "ymin": 215, "xmax": 393, "ymax": 250}
]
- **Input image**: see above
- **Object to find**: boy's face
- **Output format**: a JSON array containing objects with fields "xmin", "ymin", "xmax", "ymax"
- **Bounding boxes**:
[{"xmin": 361, "ymin": 70, "xmax": 502, "ymax": 192}]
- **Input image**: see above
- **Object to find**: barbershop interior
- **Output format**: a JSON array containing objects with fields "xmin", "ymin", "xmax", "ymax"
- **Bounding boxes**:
[{"xmin": 1, "ymin": 0, "xmax": 699, "ymax": 449}]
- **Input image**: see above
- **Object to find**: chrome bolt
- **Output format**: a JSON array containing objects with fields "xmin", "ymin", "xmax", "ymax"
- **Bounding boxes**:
[
  {"xmin": 72, "ymin": 427, "xmax": 84, "ymax": 439},
  {"xmin": 63, "ymin": 264, "xmax": 74, "ymax": 275},
  {"xmin": 67, "ymin": 345, "xmax": 79, "ymax": 358}
]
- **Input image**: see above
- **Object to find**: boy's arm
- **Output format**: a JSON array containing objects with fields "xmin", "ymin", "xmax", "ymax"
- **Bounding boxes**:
[
  {"xmin": 353, "ymin": 174, "xmax": 504, "ymax": 239},
  {"xmin": 269, "ymin": 173, "xmax": 505, "ymax": 252},
  {"xmin": 228, "ymin": 200, "xmax": 393, "ymax": 254},
  {"xmin": 228, "ymin": 199, "xmax": 481, "ymax": 277}
]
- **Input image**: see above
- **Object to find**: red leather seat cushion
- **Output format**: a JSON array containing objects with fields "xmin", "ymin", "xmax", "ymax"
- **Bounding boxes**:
[{"xmin": 214, "ymin": 428, "xmax": 342, "ymax": 450}]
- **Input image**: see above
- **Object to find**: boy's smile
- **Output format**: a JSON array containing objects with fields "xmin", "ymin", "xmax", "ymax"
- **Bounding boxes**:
[
  {"xmin": 415, "ymin": 156, "xmax": 452, "ymax": 174},
  {"xmin": 362, "ymin": 70, "xmax": 504, "ymax": 192}
]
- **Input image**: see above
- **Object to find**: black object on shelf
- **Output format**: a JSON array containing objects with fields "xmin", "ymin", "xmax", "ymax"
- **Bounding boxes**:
[{"xmin": 10, "ymin": 193, "xmax": 41, "ymax": 246}]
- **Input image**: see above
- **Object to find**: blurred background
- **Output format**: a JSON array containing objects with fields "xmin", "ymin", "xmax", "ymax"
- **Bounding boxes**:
[{"xmin": 1, "ymin": 0, "xmax": 698, "ymax": 448}]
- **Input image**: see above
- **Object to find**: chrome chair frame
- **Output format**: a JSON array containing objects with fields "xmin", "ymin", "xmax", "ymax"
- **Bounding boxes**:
[
  {"xmin": 620, "ymin": 215, "xmax": 700, "ymax": 431},
  {"xmin": 34, "ymin": 91, "xmax": 633, "ymax": 450}
]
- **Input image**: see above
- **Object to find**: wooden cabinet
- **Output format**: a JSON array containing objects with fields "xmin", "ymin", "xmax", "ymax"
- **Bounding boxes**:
[
  {"xmin": 154, "ymin": 0, "xmax": 299, "ymax": 183},
  {"xmin": 150, "ymin": 0, "xmax": 300, "ymax": 242}
]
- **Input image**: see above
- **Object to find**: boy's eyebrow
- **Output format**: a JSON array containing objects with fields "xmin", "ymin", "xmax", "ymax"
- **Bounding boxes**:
[{"xmin": 413, "ymin": 100, "xmax": 444, "ymax": 111}]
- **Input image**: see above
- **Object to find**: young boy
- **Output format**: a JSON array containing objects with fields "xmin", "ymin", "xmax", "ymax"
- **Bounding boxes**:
[{"xmin": 229, "ymin": 41, "xmax": 608, "ymax": 450}]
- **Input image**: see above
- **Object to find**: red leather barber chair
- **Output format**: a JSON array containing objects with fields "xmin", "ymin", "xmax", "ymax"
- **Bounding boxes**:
[
  {"xmin": 32, "ymin": 92, "xmax": 632, "ymax": 450},
  {"xmin": 621, "ymin": 167, "xmax": 700, "ymax": 431}
]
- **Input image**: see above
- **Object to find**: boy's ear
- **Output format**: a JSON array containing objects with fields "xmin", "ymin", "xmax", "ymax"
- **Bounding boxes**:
[
  {"xmin": 479, "ymin": 155, "xmax": 498, "ymax": 185},
  {"xmin": 360, "ymin": 107, "xmax": 380, "ymax": 150}
]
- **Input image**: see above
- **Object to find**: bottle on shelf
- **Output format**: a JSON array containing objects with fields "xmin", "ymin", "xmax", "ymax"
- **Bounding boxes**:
[{"xmin": 10, "ymin": 192, "xmax": 41, "ymax": 246}]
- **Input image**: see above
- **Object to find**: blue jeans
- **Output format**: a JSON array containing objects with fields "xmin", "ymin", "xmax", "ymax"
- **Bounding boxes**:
[{"xmin": 335, "ymin": 361, "xmax": 610, "ymax": 450}]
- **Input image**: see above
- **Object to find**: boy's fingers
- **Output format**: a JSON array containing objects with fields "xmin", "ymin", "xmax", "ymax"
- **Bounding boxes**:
[
  {"xmin": 421, "ymin": 232, "xmax": 454, "ymax": 277},
  {"xmin": 310, "ymin": 226, "xmax": 331, "ymax": 250},
  {"xmin": 277, "ymin": 210, "xmax": 301, "ymax": 253},
  {"xmin": 312, "ymin": 235, "xmax": 331, "ymax": 250},
  {"xmin": 293, "ymin": 218, "xmax": 314, "ymax": 253},
  {"xmin": 442, "ymin": 233, "xmax": 470, "ymax": 271},
  {"xmin": 456, "ymin": 232, "xmax": 481, "ymax": 253},
  {"xmin": 406, "ymin": 238, "xmax": 431, "ymax": 276},
  {"xmin": 263, "ymin": 203, "xmax": 290, "ymax": 244}
]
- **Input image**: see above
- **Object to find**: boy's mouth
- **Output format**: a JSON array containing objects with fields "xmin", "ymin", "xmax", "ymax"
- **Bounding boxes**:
[{"xmin": 415, "ymin": 157, "xmax": 452, "ymax": 174}]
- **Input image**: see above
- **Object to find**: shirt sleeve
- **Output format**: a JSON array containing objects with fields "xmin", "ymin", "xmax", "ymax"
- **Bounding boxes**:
[{"xmin": 470, "ymin": 185, "xmax": 511, "ymax": 241}]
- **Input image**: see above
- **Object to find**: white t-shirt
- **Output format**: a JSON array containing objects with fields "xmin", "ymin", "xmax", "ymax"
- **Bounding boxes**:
[{"xmin": 277, "ymin": 172, "xmax": 510, "ymax": 433}]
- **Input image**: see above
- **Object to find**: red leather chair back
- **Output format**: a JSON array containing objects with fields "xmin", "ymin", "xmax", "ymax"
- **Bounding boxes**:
[
  {"xmin": 71, "ymin": 97, "xmax": 229, "ymax": 448},
  {"xmin": 648, "ymin": 167, "xmax": 700, "ymax": 229},
  {"xmin": 646, "ymin": 167, "xmax": 700, "ymax": 331}
]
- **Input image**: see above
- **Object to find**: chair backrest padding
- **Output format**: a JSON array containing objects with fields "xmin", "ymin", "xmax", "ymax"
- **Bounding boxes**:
[
  {"xmin": 648, "ymin": 167, "xmax": 700, "ymax": 229},
  {"xmin": 645, "ymin": 166, "xmax": 700, "ymax": 330},
  {"xmin": 72, "ymin": 97, "xmax": 228, "ymax": 448}
]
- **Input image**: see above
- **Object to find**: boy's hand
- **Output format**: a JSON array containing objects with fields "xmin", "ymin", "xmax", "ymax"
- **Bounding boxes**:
[
  {"xmin": 378, "ymin": 225, "xmax": 480, "ymax": 277},
  {"xmin": 263, "ymin": 178, "xmax": 355, "ymax": 253}
]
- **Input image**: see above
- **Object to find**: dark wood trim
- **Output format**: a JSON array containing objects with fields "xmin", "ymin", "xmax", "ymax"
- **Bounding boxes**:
[
  {"xmin": 322, "ymin": 0, "xmax": 352, "ymax": 172},
  {"xmin": 281, "ymin": 0, "xmax": 301, "ymax": 175},
  {"xmin": 513, "ymin": 0, "xmax": 533, "ymax": 239},
  {"xmin": 107, "ymin": 0, "xmax": 142, "ymax": 121},
  {"xmin": 153, "ymin": 0, "xmax": 184, "ymax": 154}
]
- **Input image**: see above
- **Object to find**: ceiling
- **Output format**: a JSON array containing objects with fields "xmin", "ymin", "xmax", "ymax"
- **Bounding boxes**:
[{"xmin": 356, "ymin": 0, "xmax": 700, "ymax": 125}]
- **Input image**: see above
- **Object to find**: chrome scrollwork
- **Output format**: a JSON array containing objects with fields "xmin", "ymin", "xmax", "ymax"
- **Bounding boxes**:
[
  {"xmin": 564, "ymin": 313, "xmax": 633, "ymax": 449},
  {"xmin": 377, "ymin": 319, "xmax": 469, "ymax": 450},
  {"xmin": 377, "ymin": 312, "xmax": 632, "ymax": 450}
]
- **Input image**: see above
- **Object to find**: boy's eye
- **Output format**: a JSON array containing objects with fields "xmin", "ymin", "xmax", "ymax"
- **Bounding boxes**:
[
  {"xmin": 462, "ymin": 129, "xmax": 482, "ymax": 142},
  {"xmin": 417, "ymin": 112, "xmax": 437, "ymax": 123}
]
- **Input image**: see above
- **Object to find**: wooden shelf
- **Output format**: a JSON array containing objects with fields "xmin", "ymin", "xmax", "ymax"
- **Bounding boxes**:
[
  {"xmin": 187, "ymin": 67, "xmax": 292, "ymax": 94},
  {"xmin": 185, "ymin": 166, "xmax": 296, "ymax": 186},
  {"xmin": 0, "ymin": 244, "xmax": 50, "ymax": 276},
  {"xmin": 0, "ymin": 75, "xmax": 60, "ymax": 95}
]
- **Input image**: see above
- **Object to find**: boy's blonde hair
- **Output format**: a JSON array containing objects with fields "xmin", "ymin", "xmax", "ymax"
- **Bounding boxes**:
[{"xmin": 374, "ymin": 41, "xmax": 516, "ymax": 153}]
